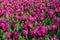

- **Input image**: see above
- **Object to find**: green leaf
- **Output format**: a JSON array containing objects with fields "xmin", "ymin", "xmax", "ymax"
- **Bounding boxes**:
[
  {"xmin": 2, "ymin": 14, "xmax": 6, "ymax": 18},
  {"xmin": 28, "ymin": 10, "xmax": 32, "ymax": 14},
  {"xmin": 43, "ymin": 34, "xmax": 49, "ymax": 40},
  {"xmin": 58, "ymin": 23, "xmax": 60, "ymax": 32}
]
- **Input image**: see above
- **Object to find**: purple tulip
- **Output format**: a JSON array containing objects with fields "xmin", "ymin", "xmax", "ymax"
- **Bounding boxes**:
[
  {"xmin": 37, "ymin": 22, "xmax": 42, "ymax": 26},
  {"xmin": 9, "ymin": 39, "xmax": 12, "ymax": 40},
  {"xmin": 21, "ymin": 14, "xmax": 28, "ymax": 21},
  {"xmin": 49, "ymin": 2, "xmax": 54, "ymax": 7},
  {"xmin": 46, "ymin": 0, "xmax": 49, "ymax": 3},
  {"xmin": 37, "ymin": 26, "xmax": 47, "ymax": 36},
  {"xmin": 48, "ymin": 10, "xmax": 55, "ymax": 19},
  {"xmin": 31, "ymin": 12, "xmax": 36, "ymax": 16},
  {"xmin": 34, "ymin": 37, "xmax": 38, "ymax": 40},
  {"xmin": 30, "ymin": 29, "xmax": 36, "ymax": 36},
  {"xmin": 1, "ymin": 9, "xmax": 6, "ymax": 14},
  {"xmin": 55, "ymin": 8, "xmax": 60, "ymax": 13},
  {"xmin": 40, "ymin": 4, "xmax": 45, "ymax": 10},
  {"xmin": 21, "ymin": 23, "xmax": 28, "ymax": 30},
  {"xmin": 6, "ymin": 11, "xmax": 10, "ymax": 18},
  {"xmin": 16, "ymin": 16, "xmax": 21, "ymax": 20},
  {"xmin": 0, "ymin": 0, "xmax": 60, "ymax": 39},
  {"xmin": 0, "ymin": 18, "xmax": 8, "ymax": 32},
  {"xmin": 46, "ymin": 25, "xmax": 51, "ymax": 30},
  {"xmin": 22, "ymin": 30, "xmax": 28, "ymax": 36},
  {"xmin": 27, "ymin": 21, "xmax": 32, "ymax": 28},
  {"xmin": 12, "ymin": 31, "xmax": 20, "ymax": 39},
  {"xmin": 56, "ymin": 18, "xmax": 60, "ymax": 23},
  {"xmin": 10, "ymin": 21, "xmax": 16, "ymax": 27},
  {"xmin": 0, "ymin": 0, "xmax": 4, "ymax": 2},
  {"xmin": 1, "ymin": 23, "xmax": 8, "ymax": 32},
  {"xmin": 33, "ymin": 16, "xmax": 37, "ymax": 21},
  {"xmin": 28, "ymin": 15, "xmax": 34, "ymax": 22},
  {"xmin": 30, "ymin": 27, "xmax": 38, "ymax": 36},
  {"xmin": 0, "ymin": 8, "xmax": 5, "ymax": 17},
  {"xmin": 0, "ymin": 12, "xmax": 4, "ymax": 17},
  {"xmin": 51, "ymin": 22, "xmax": 58, "ymax": 31},
  {"xmin": 20, "ymin": 9, "xmax": 24, "ymax": 14},
  {"xmin": 52, "ymin": 15, "xmax": 57, "ymax": 20},
  {"xmin": 5, "ymin": 32, "xmax": 10, "ymax": 38},
  {"xmin": 40, "ymin": 13, "xmax": 45, "ymax": 21},
  {"xmin": 10, "ymin": 14, "xmax": 14, "ymax": 18},
  {"xmin": 50, "ymin": 36, "xmax": 58, "ymax": 40},
  {"xmin": 38, "ymin": 37, "xmax": 43, "ymax": 40},
  {"xmin": 47, "ymin": 3, "xmax": 50, "ymax": 7}
]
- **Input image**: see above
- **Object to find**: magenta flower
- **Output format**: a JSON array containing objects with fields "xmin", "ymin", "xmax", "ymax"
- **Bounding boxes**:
[
  {"xmin": 21, "ymin": 23, "xmax": 28, "ymax": 30},
  {"xmin": 51, "ymin": 22, "xmax": 58, "ymax": 32},
  {"xmin": 9, "ymin": 39, "xmax": 12, "ymax": 40},
  {"xmin": 30, "ymin": 27, "xmax": 38, "ymax": 36},
  {"xmin": 0, "ymin": 8, "xmax": 5, "ymax": 17},
  {"xmin": 20, "ymin": 9, "xmax": 24, "ymax": 14},
  {"xmin": 46, "ymin": 25, "xmax": 51, "ymax": 30},
  {"xmin": 55, "ymin": 8, "xmax": 59, "ymax": 12},
  {"xmin": 10, "ymin": 14, "xmax": 14, "ymax": 18},
  {"xmin": 48, "ymin": 10, "xmax": 55, "ymax": 19},
  {"xmin": 10, "ymin": 21, "xmax": 16, "ymax": 27},
  {"xmin": 37, "ymin": 26, "xmax": 47, "ymax": 36},
  {"xmin": 0, "ymin": 18, "xmax": 8, "ymax": 32},
  {"xmin": 0, "ymin": 12, "xmax": 4, "ymax": 17},
  {"xmin": 40, "ymin": 13, "xmax": 45, "ymax": 21},
  {"xmin": 33, "ymin": 16, "xmax": 37, "ymax": 21},
  {"xmin": 5, "ymin": 32, "xmax": 10, "ymax": 38},
  {"xmin": 16, "ymin": 16, "xmax": 21, "ymax": 20},
  {"xmin": 53, "ymin": 15, "xmax": 57, "ymax": 20},
  {"xmin": 21, "ymin": 15, "xmax": 28, "ymax": 21},
  {"xmin": 38, "ymin": 37, "xmax": 43, "ymax": 40},
  {"xmin": 56, "ymin": 18, "xmax": 60, "ymax": 23},
  {"xmin": 0, "ymin": 0, "xmax": 60, "ymax": 40},
  {"xmin": 31, "ymin": 12, "xmax": 36, "ymax": 16},
  {"xmin": 36, "ymin": 22, "xmax": 42, "ymax": 26},
  {"xmin": 27, "ymin": 21, "xmax": 32, "ymax": 28},
  {"xmin": 30, "ymin": 29, "xmax": 36, "ymax": 36},
  {"xmin": 34, "ymin": 37, "xmax": 38, "ymax": 40},
  {"xmin": 12, "ymin": 31, "xmax": 20, "ymax": 39},
  {"xmin": 28, "ymin": 15, "xmax": 34, "ymax": 22},
  {"xmin": 1, "ymin": 8, "xmax": 6, "ymax": 13},
  {"xmin": 0, "ymin": 0, "xmax": 4, "ymax": 2},
  {"xmin": 22, "ymin": 30, "xmax": 28, "ymax": 36},
  {"xmin": 1, "ymin": 23, "xmax": 8, "ymax": 32},
  {"xmin": 6, "ymin": 11, "xmax": 10, "ymax": 18},
  {"xmin": 50, "ymin": 36, "xmax": 58, "ymax": 40}
]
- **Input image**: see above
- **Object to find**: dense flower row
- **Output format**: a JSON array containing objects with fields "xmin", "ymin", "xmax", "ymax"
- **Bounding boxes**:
[{"xmin": 0, "ymin": 0, "xmax": 60, "ymax": 40}]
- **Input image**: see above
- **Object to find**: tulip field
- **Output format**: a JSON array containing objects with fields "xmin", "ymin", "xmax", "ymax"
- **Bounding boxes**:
[{"xmin": 0, "ymin": 0, "xmax": 60, "ymax": 40}]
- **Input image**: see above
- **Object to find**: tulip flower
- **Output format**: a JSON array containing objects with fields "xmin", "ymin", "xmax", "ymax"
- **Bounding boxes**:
[
  {"xmin": 50, "ymin": 36, "xmax": 58, "ymax": 40},
  {"xmin": 22, "ymin": 30, "xmax": 28, "ymax": 36},
  {"xmin": 5, "ymin": 32, "xmax": 10, "ymax": 38}
]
